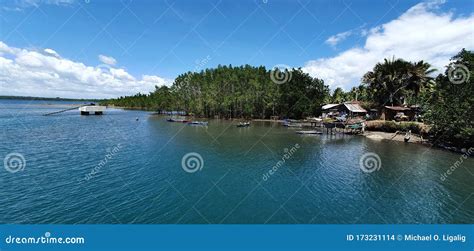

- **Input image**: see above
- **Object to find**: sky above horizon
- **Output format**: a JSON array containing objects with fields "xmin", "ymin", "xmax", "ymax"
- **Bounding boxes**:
[{"xmin": 0, "ymin": 0, "xmax": 473, "ymax": 99}]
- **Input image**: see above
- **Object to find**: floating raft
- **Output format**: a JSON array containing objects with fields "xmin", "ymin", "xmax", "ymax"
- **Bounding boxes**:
[
  {"xmin": 79, "ymin": 106, "xmax": 106, "ymax": 115},
  {"xmin": 296, "ymin": 130, "xmax": 323, "ymax": 135}
]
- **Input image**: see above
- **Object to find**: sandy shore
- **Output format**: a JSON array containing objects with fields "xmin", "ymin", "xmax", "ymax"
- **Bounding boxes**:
[{"xmin": 362, "ymin": 131, "xmax": 427, "ymax": 144}]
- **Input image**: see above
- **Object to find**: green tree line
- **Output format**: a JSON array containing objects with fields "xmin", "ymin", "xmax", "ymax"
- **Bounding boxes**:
[
  {"xmin": 102, "ymin": 49, "xmax": 473, "ymax": 147},
  {"xmin": 102, "ymin": 65, "xmax": 331, "ymax": 119}
]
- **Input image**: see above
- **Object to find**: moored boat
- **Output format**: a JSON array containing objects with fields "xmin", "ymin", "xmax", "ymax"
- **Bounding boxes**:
[
  {"xmin": 296, "ymin": 130, "xmax": 322, "ymax": 134},
  {"xmin": 167, "ymin": 118, "xmax": 189, "ymax": 123},
  {"xmin": 237, "ymin": 122, "xmax": 250, "ymax": 127},
  {"xmin": 187, "ymin": 121, "xmax": 208, "ymax": 126},
  {"xmin": 283, "ymin": 123, "xmax": 303, "ymax": 128},
  {"xmin": 282, "ymin": 119, "xmax": 303, "ymax": 127}
]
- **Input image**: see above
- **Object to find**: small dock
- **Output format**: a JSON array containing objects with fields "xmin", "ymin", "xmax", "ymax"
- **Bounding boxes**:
[
  {"xmin": 43, "ymin": 105, "xmax": 106, "ymax": 116},
  {"xmin": 79, "ymin": 106, "xmax": 106, "ymax": 115}
]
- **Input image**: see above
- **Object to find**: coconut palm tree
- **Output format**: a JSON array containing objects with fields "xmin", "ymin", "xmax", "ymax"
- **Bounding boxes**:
[
  {"xmin": 406, "ymin": 60, "xmax": 436, "ymax": 96},
  {"xmin": 362, "ymin": 57, "xmax": 435, "ymax": 106}
]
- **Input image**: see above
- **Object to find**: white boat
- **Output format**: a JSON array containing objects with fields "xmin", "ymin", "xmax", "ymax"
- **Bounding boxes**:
[
  {"xmin": 237, "ymin": 122, "xmax": 250, "ymax": 127},
  {"xmin": 187, "ymin": 121, "xmax": 208, "ymax": 126}
]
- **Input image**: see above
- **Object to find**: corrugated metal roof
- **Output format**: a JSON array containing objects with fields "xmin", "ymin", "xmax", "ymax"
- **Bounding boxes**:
[
  {"xmin": 384, "ymin": 106, "xmax": 411, "ymax": 111},
  {"xmin": 322, "ymin": 104, "xmax": 339, "ymax": 110},
  {"xmin": 343, "ymin": 103, "xmax": 367, "ymax": 113}
]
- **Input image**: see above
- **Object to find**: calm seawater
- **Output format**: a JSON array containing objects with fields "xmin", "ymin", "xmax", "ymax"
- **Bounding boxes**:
[{"xmin": 0, "ymin": 99, "xmax": 473, "ymax": 224}]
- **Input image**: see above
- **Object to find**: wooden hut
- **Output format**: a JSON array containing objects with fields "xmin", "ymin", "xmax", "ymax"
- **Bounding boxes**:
[
  {"xmin": 321, "ymin": 104, "xmax": 339, "ymax": 118},
  {"xmin": 381, "ymin": 106, "xmax": 416, "ymax": 121},
  {"xmin": 338, "ymin": 102, "xmax": 367, "ymax": 118},
  {"xmin": 322, "ymin": 102, "xmax": 367, "ymax": 119}
]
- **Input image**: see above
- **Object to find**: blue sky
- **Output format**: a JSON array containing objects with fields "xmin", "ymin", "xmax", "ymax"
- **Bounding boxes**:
[{"xmin": 0, "ymin": 0, "xmax": 473, "ymax": 98}]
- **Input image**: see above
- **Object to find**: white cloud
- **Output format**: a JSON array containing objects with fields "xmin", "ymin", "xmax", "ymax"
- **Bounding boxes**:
[
  {"xmin": 0, "ymin": 41, "xmax": 171, "ymax": 99},
  {"xmin": 98, "ymin": 54, "xmax": 117, "ymax": 66},
  {"xmin": 303, "ymin": 0, "xmax": 474, "ymax": 90},
  {"xmin": 325, "ymin": 24, "xmax": 367, "ymax": 48},
  {"xmin": 325, "ymin": 31, "xmax": 353, "ymax": 47},
  {"xmin": 44, "ymin": 48, "xmax": 60, "ymax": 58},
  {"xmin": 142, "ymin": 75, "xmax": 168, "ymax": 85},
  {"xmin": 2, "ymin": 0, "xmax": 75, "ymax": 11}
]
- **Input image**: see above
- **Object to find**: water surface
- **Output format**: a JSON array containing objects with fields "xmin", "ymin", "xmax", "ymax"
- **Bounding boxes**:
[{"xmin": 0, "ymin": 99, "xmax": 473, "ymax": 224}]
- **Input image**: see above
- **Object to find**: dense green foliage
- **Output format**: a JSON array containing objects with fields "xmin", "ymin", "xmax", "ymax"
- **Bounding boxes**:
[
  {"xmin": 103, "ymin": 65, "xmax": 330, "ymax": 119},
  {"xmin": 330, "ymin": 58, "xmax": 435, "ymax": 110},
  {"xmin": 102, "ymin": 50, "xmax": 473, "ymax": 148},
  {"xmin": 329, "ymin": 86, "xmax": 372, "ymax": 107},
  {"xmin": 424, "ymin": 49, "xmax": 474, "ymax": 148}
]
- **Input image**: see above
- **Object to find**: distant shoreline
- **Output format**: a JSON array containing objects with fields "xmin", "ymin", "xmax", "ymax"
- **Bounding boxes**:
[{"xmin": 0, "ymin": 96, "xmax": 104, "ymax": 102}]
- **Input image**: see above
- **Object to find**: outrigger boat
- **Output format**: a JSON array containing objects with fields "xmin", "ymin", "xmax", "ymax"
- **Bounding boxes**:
[
  {"xmin": 282, "ymin": 119, "xmax": 302, "ymax": 128},
  {"xmin": 166, "ymin": 118, "xmax": 189, "ymax": 123},
  {"xmin": 296, "ymin": 130, "xmax": 322, "ymax": 135},
  {"xmin": 237, "ymin": 122, "xmax": 250, "ymax": 127},
  {"xmin": 283, "ymin": 123, "xmax": 302, "ymax": 128},
  {"xmin": 404, "ymin": 130, "xmax": 411, "ymax": 142},
  {"xmin": 187, "ymin": 121, "xmax": 208, "ymax": 126}
]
